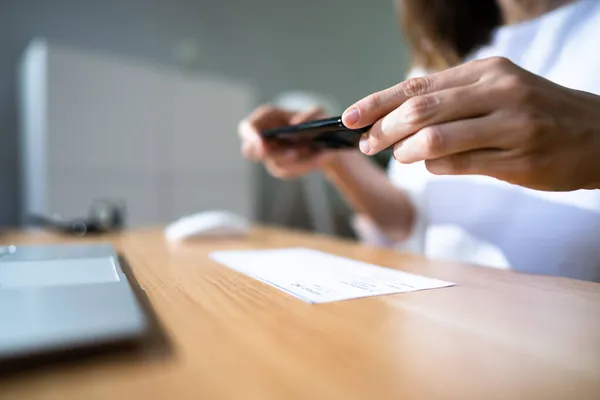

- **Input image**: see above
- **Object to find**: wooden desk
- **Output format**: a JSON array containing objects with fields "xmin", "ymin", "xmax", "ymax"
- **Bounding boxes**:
[{"xmin": 1, "ymin": 226, "xmax": 599, "ymax": 399}]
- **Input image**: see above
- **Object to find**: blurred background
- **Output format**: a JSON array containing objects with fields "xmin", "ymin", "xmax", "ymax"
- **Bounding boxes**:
[{"xmin": 0, "ymin": 0, "xmax": 409, "ymax": 238}]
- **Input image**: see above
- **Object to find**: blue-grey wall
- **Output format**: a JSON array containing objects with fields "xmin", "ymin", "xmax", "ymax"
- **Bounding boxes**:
[{"xmin": 0, "ymin": 0, "xmax": 409, "ymax": 227}]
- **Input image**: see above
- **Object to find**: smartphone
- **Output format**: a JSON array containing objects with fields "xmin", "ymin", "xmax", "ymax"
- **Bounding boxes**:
[{"xmin": 261, "ymin": 116, "xmax": 372, "ymax": 149}]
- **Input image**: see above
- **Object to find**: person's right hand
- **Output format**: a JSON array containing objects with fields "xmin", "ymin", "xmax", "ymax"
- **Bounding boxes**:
[
  {"xmin": 238, "ymin": 105, "xmax": 335, "ymax": 179},
  {"xmin": 342, "ymin": 57, "xmax": 600, "ymax": 191}
]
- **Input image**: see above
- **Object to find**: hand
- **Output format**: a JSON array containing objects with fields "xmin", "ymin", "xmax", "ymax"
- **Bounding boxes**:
[
  {"xmin": 342, "ymin": 57, "xmax": 600, "ymax": 191},
  {"xmin": 238, "ymin": 105, "xmax": 335, "ymax": 179}
]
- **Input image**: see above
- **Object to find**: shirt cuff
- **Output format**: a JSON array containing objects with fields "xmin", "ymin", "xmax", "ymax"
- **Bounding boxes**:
[{"xmin": 351, "ymin": 189, "xmax": 427, "ymax": 254}]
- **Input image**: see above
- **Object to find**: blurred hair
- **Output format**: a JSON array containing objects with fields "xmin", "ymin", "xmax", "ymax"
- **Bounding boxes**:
[{"xmin": 398, "ymin": 0, "xmax": 501, "ymax": 71}]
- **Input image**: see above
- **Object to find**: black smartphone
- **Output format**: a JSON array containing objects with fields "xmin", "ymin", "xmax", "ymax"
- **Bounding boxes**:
[{"xmin": 261, "ymin": 116, "xmax": 372, "ymax": 149}]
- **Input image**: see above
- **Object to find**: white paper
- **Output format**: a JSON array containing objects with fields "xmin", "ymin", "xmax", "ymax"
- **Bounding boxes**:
[{"xmin": 209, "ymin": 247, "xmax": 455, "ymax": 303}]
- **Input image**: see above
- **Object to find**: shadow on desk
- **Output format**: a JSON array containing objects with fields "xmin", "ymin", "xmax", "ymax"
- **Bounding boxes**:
[{"xmin": 0, "ymin": 253, "xmax": 174, "ymax": 379}]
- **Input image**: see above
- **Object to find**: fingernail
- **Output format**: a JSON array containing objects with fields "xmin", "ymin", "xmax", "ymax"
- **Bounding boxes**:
[
  {"xmin": 343, "ymin": 107, "xmax": 360, "ymax": 126},
  {"xmin": 359, "ymin": 136, "xmax": 371, "ymax": 154}
]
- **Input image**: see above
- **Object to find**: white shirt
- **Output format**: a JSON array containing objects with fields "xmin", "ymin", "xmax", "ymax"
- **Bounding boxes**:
[{"xmin": 354, "ymin": 0, "xmax": 600, "ymax": 282}]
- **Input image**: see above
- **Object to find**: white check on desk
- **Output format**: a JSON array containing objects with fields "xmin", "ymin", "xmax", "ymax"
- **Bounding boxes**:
[{"xmin": 210, "ymin": 248, "xmax": 455, "ymax": 303}]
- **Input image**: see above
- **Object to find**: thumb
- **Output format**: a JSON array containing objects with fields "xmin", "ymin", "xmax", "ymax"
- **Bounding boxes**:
[{"xmin": 341, "ymin": 76, "xmax": 433, "ymax": 129}]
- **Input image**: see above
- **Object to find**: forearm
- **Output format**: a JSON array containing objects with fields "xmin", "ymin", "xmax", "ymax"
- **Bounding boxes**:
[{"xmin": 321, "ymin": 152, "xmax": 415, "ymax": 241}]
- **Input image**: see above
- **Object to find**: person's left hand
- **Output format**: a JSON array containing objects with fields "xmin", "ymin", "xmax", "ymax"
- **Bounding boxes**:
[{"xmin": 342, "ymin": 57, "xmax": 600, "ymax": 191}]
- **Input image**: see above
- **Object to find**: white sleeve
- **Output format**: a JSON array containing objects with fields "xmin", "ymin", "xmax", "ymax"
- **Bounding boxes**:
[
  {"xmin": 351, "ymin": 158, "xmax": 429, "ymax": 254},
  {"xmin": 387, "ymin": 158, "xmax": 429, "ymax": 254},
  {"xmin": 351, "ymin": 67, "xmax": 432, "ymax": 253}
]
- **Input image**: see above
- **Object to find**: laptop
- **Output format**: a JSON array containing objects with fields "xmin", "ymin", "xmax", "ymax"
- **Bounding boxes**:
[{"xmin": 0, "ymin": 243, "xmax": 149, "ymax": 361}]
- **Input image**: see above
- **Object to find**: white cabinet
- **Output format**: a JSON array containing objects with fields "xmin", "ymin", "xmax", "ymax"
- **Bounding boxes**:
[{"xmin": 19, "ymin": 39, "xmax": 256, "ymax": 227}]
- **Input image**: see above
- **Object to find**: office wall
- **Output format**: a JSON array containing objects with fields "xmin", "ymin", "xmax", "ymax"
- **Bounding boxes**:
[{"xmin": 0, "ymin": 0, "xmax": 409, "ymax": 227}]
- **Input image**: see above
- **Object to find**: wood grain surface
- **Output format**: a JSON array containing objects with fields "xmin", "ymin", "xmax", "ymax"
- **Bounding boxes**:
[{"xmin": 1, "ymin": 226, "xmax": 599, "ymax": 400}]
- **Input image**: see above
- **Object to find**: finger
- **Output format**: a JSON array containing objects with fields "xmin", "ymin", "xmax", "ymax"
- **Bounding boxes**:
[
  {"xmin": 289, "ymin": 106, "xmax": 327, "ymax": 125},
  {"xmin": 239, "ymin": 105, "xmax": 295, "ymax": 144},
  {"xmin": 268, "ymin": 147, "xmax": 317, "ymax": 165},
  {"xmin": 265, "ymin": 153, "xmax": 326, "ymax": 180},
  {"xmin": 424, "ymin": 149, "xmax": 504, "ymax": 176},
  {"xmin": 391, "ymin": 113, "xmax": 513, "ymax": 164},
  {"xmin": 238, "ymin": 105, "xmax": 296, "ymax": 162},
  {"xmin": 342, "ymin": 58, "xmax": 493, "ymax": 129},
  {"xmin": 427, "ymin": 148, "xmax": 557, "ymax": 189},
  {"xmin": 239, "ymin": 119, "xmax": 267, "ymax": 161},
  {"xmin": 361, "ymin": 82, "xmax": 496, "ymax": 155},
  {"xmin": 246, "ymin": 104, "xmax": 295, "ymax": 130}
]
